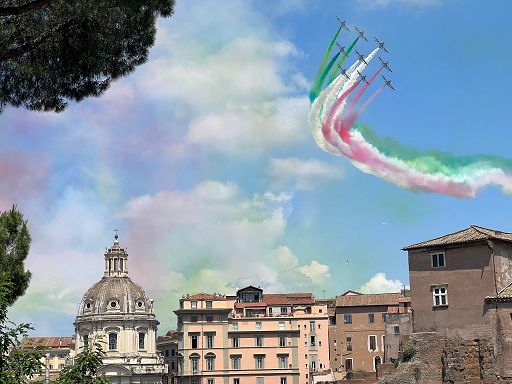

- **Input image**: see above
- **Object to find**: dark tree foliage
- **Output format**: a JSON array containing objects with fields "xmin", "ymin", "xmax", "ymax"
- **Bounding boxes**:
[
  {"xmin": 0, "ymin": 0, "xmax": 175, "ymax": 113},
  {"xmin": 0, "ymin": 205, "xmax": 31, "ymax": 307}
]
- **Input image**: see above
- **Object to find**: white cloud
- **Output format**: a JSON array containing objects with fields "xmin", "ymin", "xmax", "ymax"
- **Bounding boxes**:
[
  {"xmin": 357, "ymin": 0, "xmax": 442, "ymax": 9},
  {"xmin": 298, "ymin": 260, "xmax": 331, "ymax": 284},
  {"xmin": 359, "ymin": 272, "xmax": 407, "ymax": 293},
  {"xmin": 267, "ymin": 157, "xmax": 344, "ymax": 190},
  {"xmin": 119, "ymin": 180, "xmax": 332, "ymax": 330}
]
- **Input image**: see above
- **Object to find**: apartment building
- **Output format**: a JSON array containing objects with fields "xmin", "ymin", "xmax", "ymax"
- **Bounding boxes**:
[
  {"xmin": 174, "ymin": 286, "xmax": 329, "ymax": 384},
  {"xmin": 333, "ymin": 291, "xmax": 410, "ymax": 374},
  {"xmin": 21, "ymin": 337, "xmax": 75, "ymax": 381},
  {"xmin": 158, "ymin": 330, "xmax": 179, "ymax": 384}
]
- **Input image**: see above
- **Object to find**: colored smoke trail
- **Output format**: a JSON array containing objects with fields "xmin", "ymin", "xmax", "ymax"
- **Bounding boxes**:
[
  {"xmin": 326, "ymin": 37, "xmax": 359, "ymax": 86},
  {"xmin": 309, "ymin": 27, "xmax": 341, "ymax": 102},
  {"xmin": 310, "ymin": 31, "xmax": 512, "ymax": 197}
]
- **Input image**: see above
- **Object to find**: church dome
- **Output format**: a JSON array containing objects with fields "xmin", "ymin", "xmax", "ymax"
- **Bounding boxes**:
[
  {"xmin": 77, "ymin": 233, "xmax": 154, "ymax": 317},
  {"xmin": 78, "ymin": 276, "xmax": 152, "ymax": 316}
]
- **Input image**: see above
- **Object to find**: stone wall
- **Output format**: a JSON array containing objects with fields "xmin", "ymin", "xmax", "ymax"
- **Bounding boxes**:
[{"xmin": 377, "ymin": 332, "xmax": 512, "ymax": 384}]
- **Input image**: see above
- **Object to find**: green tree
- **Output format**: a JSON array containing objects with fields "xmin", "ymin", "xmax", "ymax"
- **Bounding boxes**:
[
  {"xmin": 0, "ymin": 205, "xmax": 31, "ymax": 307},
  {"xmin": 56, "ymin": 339, "xmax": 109, "ymax": 384},
  {"xmin": 0, "ymin": 0, "xmax": 175, "ymax": 113}
]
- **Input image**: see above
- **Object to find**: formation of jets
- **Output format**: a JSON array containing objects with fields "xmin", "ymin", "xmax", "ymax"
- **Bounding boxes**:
[{"xmin": 336, "ymin": 16, "xmax": 396, "ymax": 91}]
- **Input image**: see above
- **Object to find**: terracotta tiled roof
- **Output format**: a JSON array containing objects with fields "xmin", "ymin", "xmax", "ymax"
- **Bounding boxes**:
[
  {"xmin": 399, "ymin": 297, "xmax": 412, "ymax": 303},
  {"xmin": 336, "ymin": 293, "xmax": 400, "ymax": 307},
  {"xmin": 486, "ymin": 281, "xmax": 512, "ymax": 301},
  {"xmin": 22, "ymin": 337, "xmax": 74, "ymax": 349},
  {"xmin": 187, "ymin": 293, "xmax": 227, "ymax": 301},
  {"xmin": 263, "ymin": 293, "xmax": 315, "ymax": 305},
  {"xmin": 403, "ymin": 225, "xmax": 512, "ymax": 251},
  {"xmin": 340, "ymin": 290, "xmax": 362, "ymax": 296}
]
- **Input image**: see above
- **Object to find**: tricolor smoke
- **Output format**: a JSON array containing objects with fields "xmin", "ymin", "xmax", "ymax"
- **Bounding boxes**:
[{"xmin": 309, "ymin": 30, "xmax": 512, "ymax": 198}]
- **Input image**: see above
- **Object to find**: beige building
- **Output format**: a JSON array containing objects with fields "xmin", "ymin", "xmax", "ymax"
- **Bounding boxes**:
[
  {"xmin": 74, "ymin": 233, "xmax": 166, "ymax": 383},
  {"xmin": 174, "ymin": 286, "xmax": 330, "ymax": 384},
  {"xmin": 157, "ymin": 330, "xmax": 179, "ymax": 384},
  {"xmin": 21, "ymin": 336, "xmax": 75, "ymax": 382},
  {"xmin": 333, "ymin": 291, "xmax": 410, "ymax": 374}
]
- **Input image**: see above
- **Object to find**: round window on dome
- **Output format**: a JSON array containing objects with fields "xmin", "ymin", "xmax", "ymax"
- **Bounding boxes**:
[
  {"xmin": 110, "ymin": 301, "xmax": 117, "ymax": 308},
  {"xmin": 86, "ymin": 303, "xmax": 91, "ymax": 310},
  {"xmin": 137, "ymin": 301, "xmax": 144, "ymax": 308}
]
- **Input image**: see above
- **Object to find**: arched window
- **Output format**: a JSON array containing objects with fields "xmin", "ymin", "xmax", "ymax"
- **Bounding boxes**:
[
  {"xmin": 138, "ymin": 332, "xmax": 146, "ymax": 350},
  {"xmin": 206, "ymin": 353, "xmax": 216, "ymax": 371},
  {"xmin": 83, "ymin": 334, "xmax": 89, "ymax": 349},
  {"xmin": 109, "ymin": 333, "xmax": 118, "ymax": 350},
  {"xmin": 114, "ymin": 258, "xmax": 118, "ymax": 271},
  {"xmin": 190, "ymin": 353, "xmax": 200, "ymax": 374}
]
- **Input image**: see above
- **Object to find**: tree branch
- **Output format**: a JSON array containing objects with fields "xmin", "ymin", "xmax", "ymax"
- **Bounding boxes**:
[
  {"xmin": 0, "ymin": 0, "xmax": 56, "ymax": 17},
  {"xmin": 0, "ymin": 19, "xmax": 73, "ymax": 62}
]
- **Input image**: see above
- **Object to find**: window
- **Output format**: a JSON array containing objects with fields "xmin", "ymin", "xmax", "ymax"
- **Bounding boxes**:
[
  {"xmin": 256, "ymin": 321, "xmax": 262, "ymax": 330},
  {"xmin": 83, "ymin": 335, "xmax": 89, "ymax": 349},
  {"xmin": 232, "ymin": 336, "xmax": 239, "ymax": 348},
  {"xmin": 345, "ymin": 358, "xmax": 353, "ymax": 371},
  {"xmin": 232, "ymin": 356, "xmax": 241, "ymax": 370},
  {"xmin": 108, "ymin": 333, "xmax": 117, "ymax": 350},
  {"xmin": 172, "ymin": 349, "xmax": 176, "ymax": 356},
  {"xmin": 232, "ymin": 323, "xmax": 239, "ymax": 331},
  {"xmin": 344, "ymin": 314, "xmax": 352, "ymax": 324},
  {"xmin": 279, "ymin": 321, "xmax": 285, "ymax": 330},
  {"xmin": 191, "ymin": 335, "xmax": 198, "ymax": 349},
  {"xmin": 119, "ymin": 258, "xmax": 123, "ymax": 271},
  {"xmin": 433, "ymin": 285, "xmax": 448, "ymax": 306},
  {"xmin": 191, "ymin": 301, "xmax": 197, "ymax": 308},
  {"xmin": 369, "ymin": 335, "xmax": 377, "ymax": 351},
  {"xmin": 256, "ymin": 336, "xmax": 263, "ymax": 347},
  {"xmin": 206, "ymin": 315, "xmax": 214, "ymax": 322},
  {"xmin": 191, "ymin": 357, "xmax": 199, "ymax": 374},
  {"xmin": 278, "ymin": 355, "xmax": 288, "ymax": 369},
  {"xmin": 191, "ymin": 316, "xmax": 198, "ymax": 323},
  {"xmin": 279, "ymin": 335, "xmax": 286, "ymax": 347},
  {"xmin": 255, "ymin": 355, "xmax": 265, "ymax": 369},
  {"xmin": 208, "ymin": 380, "xmax": 214, "ymax": 384},
  {"xmin": 394, "ymin": 326, "xmax": 400, "ymax": 334},
  {"xmin": 382, "ymin": 313, "xmax": 387, "ymax": 322},
  {"xmin": 206, "ymin": 300, "xmax": 213, "ymax": 308},
  {"xmin": 171, "ymin": 361, "xmax": 175, "ymax": 369},
  {"xmin": 431, "ymin": 252, "xmax": 446, "ymax": 268},
  {"xmin": 310, "ymin": 335, "xmax": 316, "ymax": 346},
  {"xmin": 281, "ymin": 307, "xmax": 287, "ymax": 314},
  {"xmin": 257, "ymin": 377, "xmax": 264, "ymax": 384},
  {"xmin": 59, "ymin": 364, "xmax": 64, "ymax": 369},
  {"xmin": 206, "ymin": 356, "xmax": 215, "ymax": 371},
  {"xmin": 310, "ymin": 360, "xmax": 316, "ymax": 372},
  {"xmin": 206, "ymin": 334, "xmax": 214, "ymax": 348},
  {"xmin": 329, "ymin": 316, "xmax": 336, "ymax": 325},
  {"xmin": 309, "ymin": 321, "xmax": 315, "ymax": 332},
  {"xmin": 281, "ymin": 378, "xmax": 287, "ymax": 384},
  {"xmin": 165, "ymin": 349, "xmax": 169, "ymax": 357},
  {"xmin": 178, "ymin": 357, "xmax": 184, "ymax": 373},
  {"xmin": 138, "ymin": 332, "xmax": 145, "ymax": 350},
  {"xmin": 233, "ymin": 379, "xmax": 240, "ymax": 384},
  {"xmin": 192, "ymin": 379, "xmax": 198, "ymax": 384},
  {"xmin": 368, "ymin": 313, "xmax": 375, "ymax": 323},
  {"xmin": 114, "ymin": 258, "xmax": 118, "ymax": 271}
]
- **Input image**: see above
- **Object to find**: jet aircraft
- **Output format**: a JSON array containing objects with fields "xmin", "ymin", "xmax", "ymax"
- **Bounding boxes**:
[
  {"xmin": 382, "ymin": 75, "xmax": 395, "ymax": 91},
  {"xmin": 355, "ymin": 27, "xmax": 368, "ymax": 41},
  {"xmin": 378, "ymin": 57, "xmax": 392, "ymax": 72},
  {"xmin": 357, "ymin": 70, "xmax": 369, "ymax": 85},
  {"xmin": 374, "ymin": 38, "xmax": 389, "ymax": 53},
  {"xmin": 336, "ymin": 42, "xmax": 346, "ymax": 55},
  {"xmin": 336, "ymin": 17, "xmax": 350, "ymax": 32},
  {"xmin": 337, "ymin": 64, "xmax": 350, "ymax": 79},
  {"xmin": 355, "ymin": 50, "xmax": 367, "ymax": 65}
]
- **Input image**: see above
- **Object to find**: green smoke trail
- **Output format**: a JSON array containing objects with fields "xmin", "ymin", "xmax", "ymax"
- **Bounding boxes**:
[
  {"xmin": 326, "ymin": 37, "xmax": 359, "ymax": 85},
  {"xmin": 353, "ymin": 123, "xmax": 512, "ymax": 177},
  {"xmin": 309, "ymin": 27, "xmax": 341, "ymax": 102}
]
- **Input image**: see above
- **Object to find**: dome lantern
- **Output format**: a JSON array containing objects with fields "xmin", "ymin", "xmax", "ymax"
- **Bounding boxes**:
[{"xmin": 104, "ymin": 230, "xmax": 128, "ymax": 277}]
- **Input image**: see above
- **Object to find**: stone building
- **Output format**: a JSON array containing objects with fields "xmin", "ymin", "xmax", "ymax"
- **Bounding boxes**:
[
  {"xmin": 174, "ymin": 286, "xmax": 330, "ymax": 384},
  {"xmin": 157, "ymin": 330, "xmax": 179, "ymax": 384},
  {"xmin": 333, "ymin": 291, "xmax": 411, "ymax": 374},
  {"xmin": 74, "ymin": 233, "xmax": 166, "ymax": 383}
]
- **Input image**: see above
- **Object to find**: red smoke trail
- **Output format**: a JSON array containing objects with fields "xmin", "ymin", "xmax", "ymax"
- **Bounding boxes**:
[
  {"xmin": 322, "ymin": 80, "xmax": 360, "ymax": 147},
  {"xmin": 334, "ymin": 67, "xmax": 383, "ymax": 144}
]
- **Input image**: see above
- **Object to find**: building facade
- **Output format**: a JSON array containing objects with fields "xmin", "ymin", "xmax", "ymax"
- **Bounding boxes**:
[
  {"xmin": 157, "ymin": 330, "xmax": 179, "ymax": 384},
  {"xmin": 405, "ymin": 225, "xmax": 512, "ymax": 338},
  {"xmin": 334, "ymin": 291, "xmax": 410, "ymax": 374},
  {"xmin": 174, "ymin": 286, "xmax": 330, "ymax": 384},
  {"xmin": 74, "ymin": 234, "xmax": 166, "ymax": 383}
]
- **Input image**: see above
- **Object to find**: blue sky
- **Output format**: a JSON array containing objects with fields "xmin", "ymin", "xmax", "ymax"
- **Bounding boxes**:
[{"xmin": 3, "ymin": 0, "xmax": 512, "ymax": 336}]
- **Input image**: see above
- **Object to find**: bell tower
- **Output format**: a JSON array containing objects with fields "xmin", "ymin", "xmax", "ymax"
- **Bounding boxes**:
[{"xmin": 104, "ymin": 231, "xmax": 128, "ymax": 277}]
